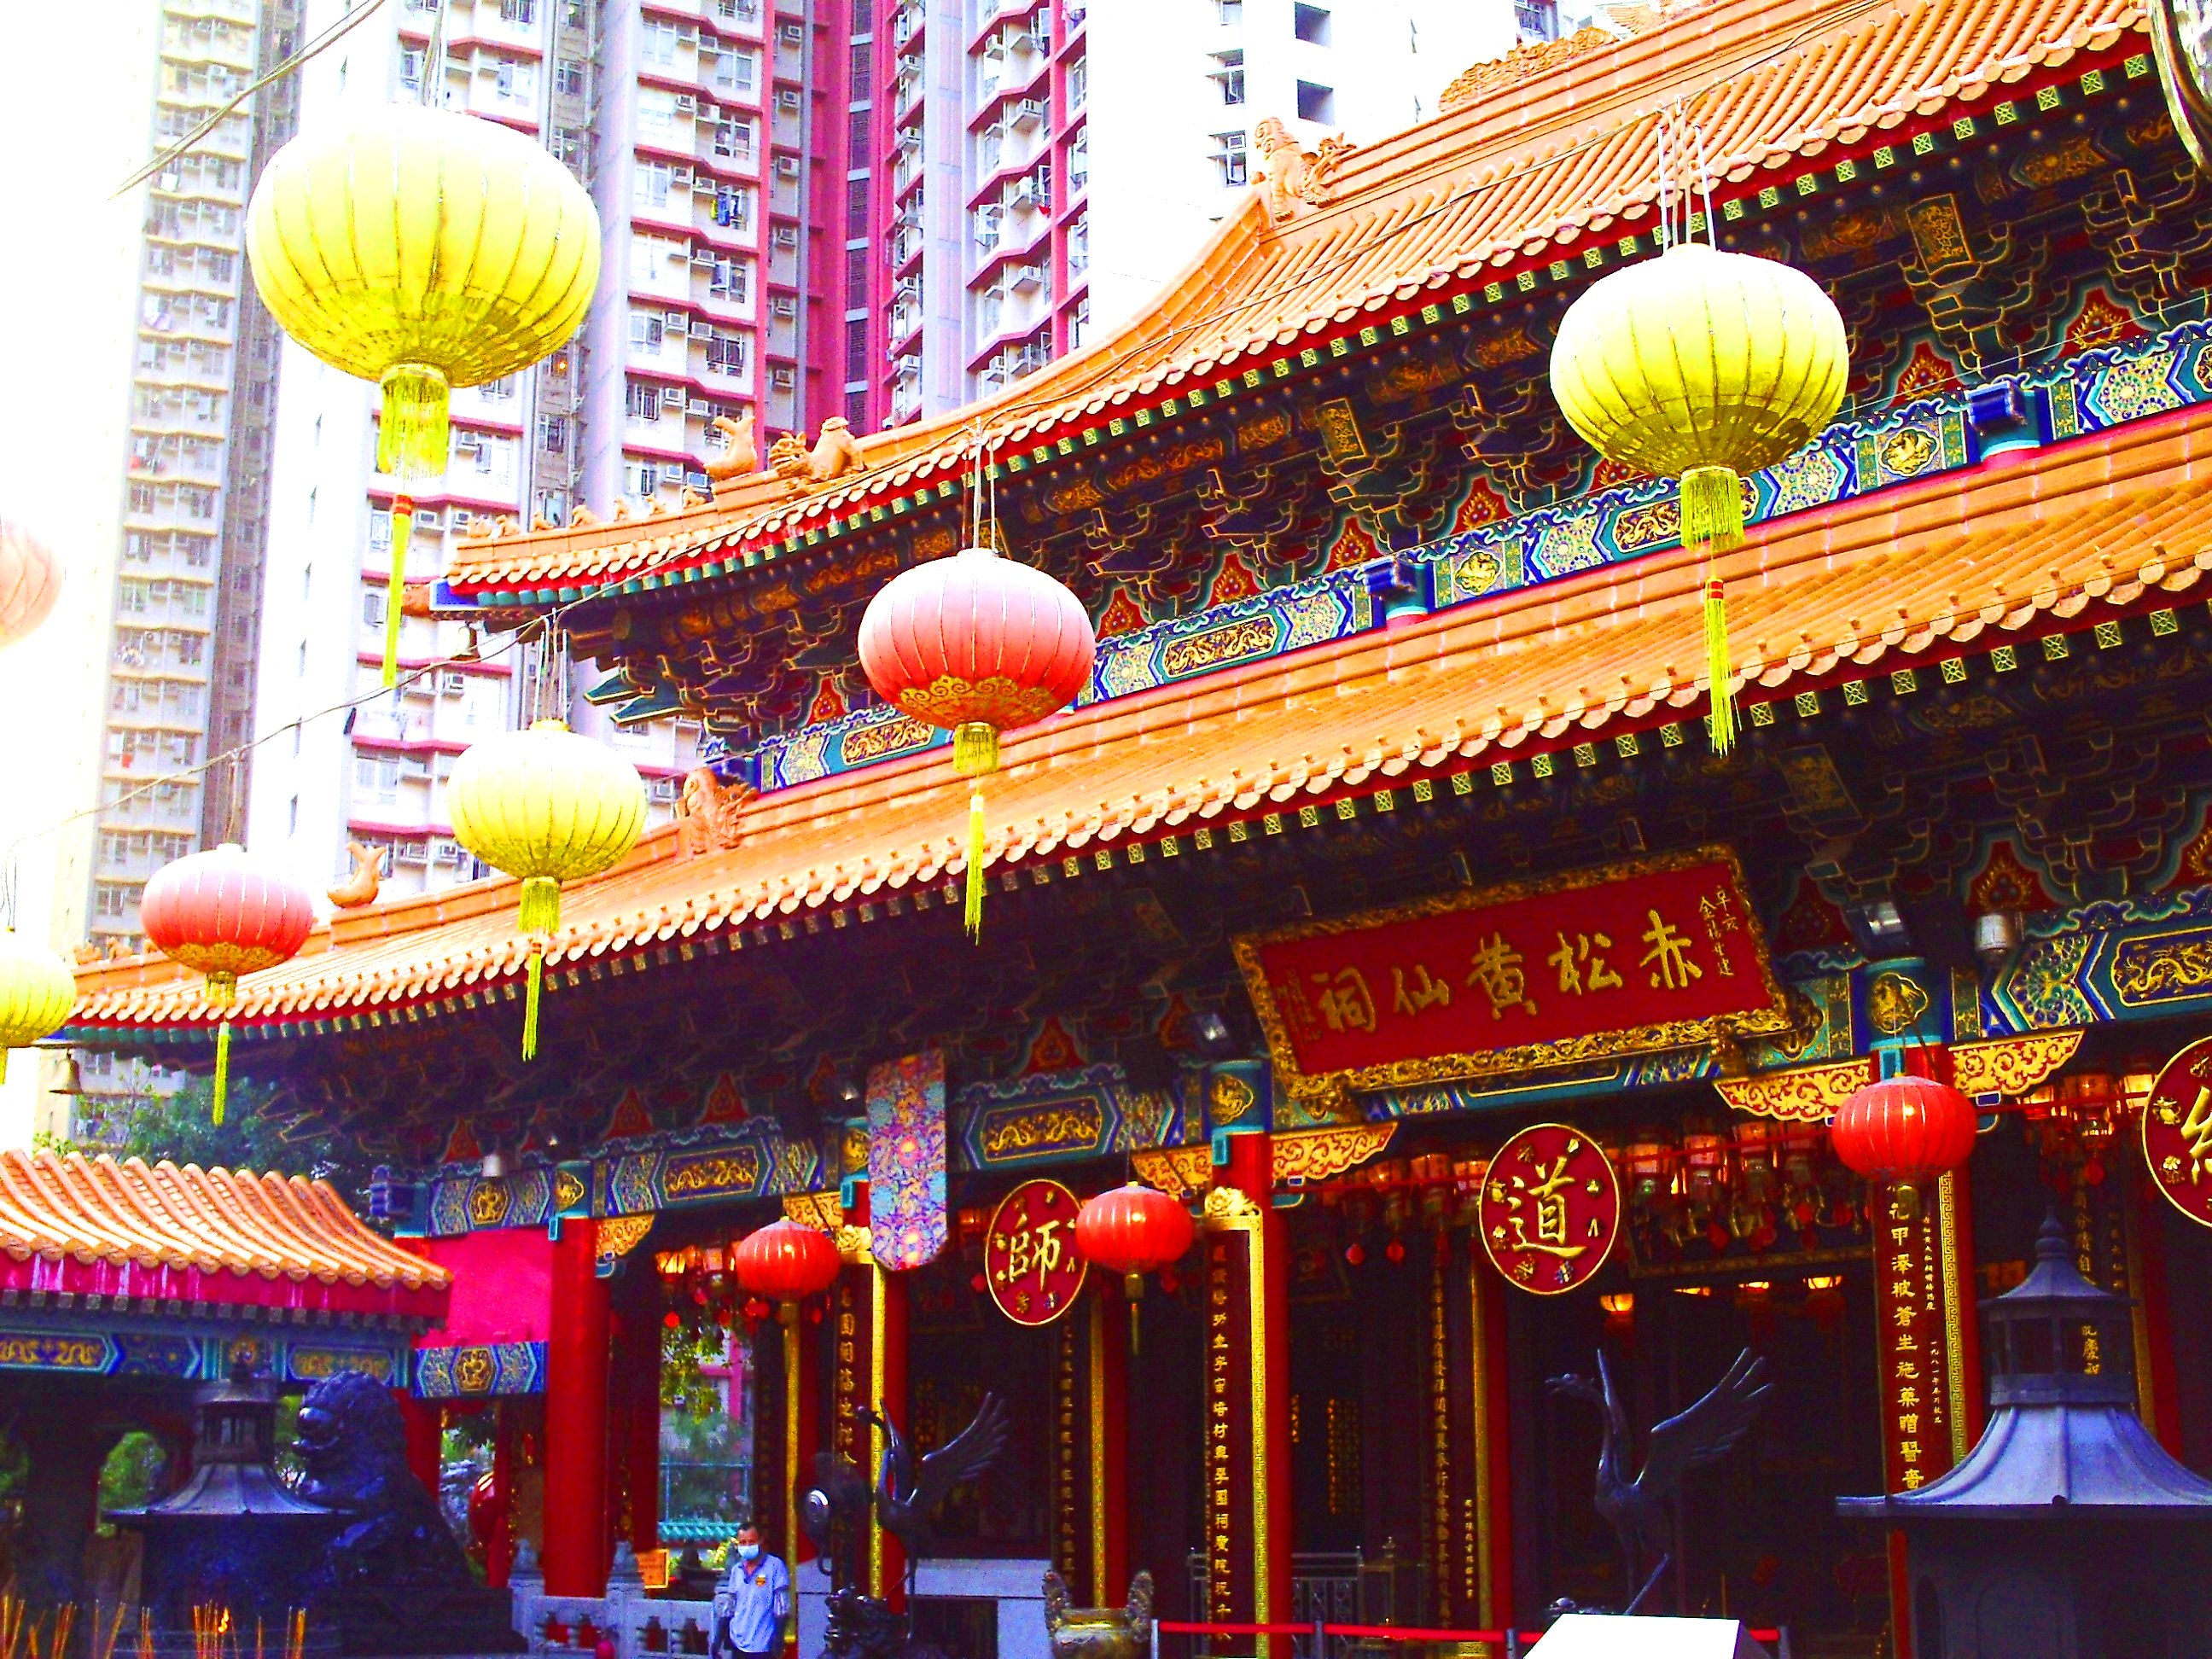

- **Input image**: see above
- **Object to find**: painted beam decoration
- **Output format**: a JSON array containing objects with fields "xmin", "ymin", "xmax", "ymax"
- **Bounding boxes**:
[
  {"xmin": 1237, "ymin": 847, "xmax": 1787, "ymax": 1101},
  {"xmin": 983, "ymin": 1179, "xmax": 1087, "ymax": 1325},
  {"xmin": 1476, "ymin": 1121, "xmax": 1621, "ymax": 1295},
  {"xmin": 2145, "ymin": 1034, "xmax": 2212, "ymax": 1228}
]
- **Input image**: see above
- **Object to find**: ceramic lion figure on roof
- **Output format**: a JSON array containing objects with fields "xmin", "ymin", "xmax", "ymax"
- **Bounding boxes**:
[{"xmin": 1253, "ymin": 117, "xmax": 1355, "ymax": 219}]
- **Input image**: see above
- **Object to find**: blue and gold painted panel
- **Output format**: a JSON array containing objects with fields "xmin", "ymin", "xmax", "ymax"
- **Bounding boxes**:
[
  {"xmin": 414, "ymin": 1341, "xmax": 546, "ymax": 1399},
  {"xmin": 954, "ymin": 1064, "xmax": 1182, "ymax": 1170},
  {"xmin": 0, "ymin": 1316, "xmax": 405, "ymax": 1383}
]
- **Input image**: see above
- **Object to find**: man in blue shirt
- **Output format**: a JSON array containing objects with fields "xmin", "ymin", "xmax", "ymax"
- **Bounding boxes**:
[{"xmin": 713, "ymin": 1523, "xmax": 792, "ymax": 1659}]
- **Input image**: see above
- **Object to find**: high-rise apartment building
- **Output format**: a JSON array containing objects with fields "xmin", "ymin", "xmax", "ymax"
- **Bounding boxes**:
[
  {"xmin": 90, "ymin": 0, "xmax": 300, "ymax": 953},
  {"xmin": 238, "ymin": 0, "xmax": 1550, "ymax": 909}
]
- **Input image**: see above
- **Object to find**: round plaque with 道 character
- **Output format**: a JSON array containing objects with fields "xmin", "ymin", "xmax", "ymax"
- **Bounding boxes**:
[
  {"xmin": 1478, "ymin": 1122, "xmax": 1622, "ymax": 1295},
  {"xmin": 2144, "ymin": 1036, "xmax": 2212, "ymax": 1229},
  {"xmin": 984, "ymin": 1179, "xmax": 1088, "ymax": 1325}
]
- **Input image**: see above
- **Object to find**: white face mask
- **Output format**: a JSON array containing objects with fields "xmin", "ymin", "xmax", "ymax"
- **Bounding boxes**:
[{"xmin": 737, "ymin": 1543, "xmax": 762, "ymax": 1563}]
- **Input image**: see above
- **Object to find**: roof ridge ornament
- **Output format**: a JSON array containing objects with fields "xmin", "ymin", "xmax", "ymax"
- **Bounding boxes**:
[{"xmin": 1253, "ymin": 118, "xmax": 1356, "ymax": 221}]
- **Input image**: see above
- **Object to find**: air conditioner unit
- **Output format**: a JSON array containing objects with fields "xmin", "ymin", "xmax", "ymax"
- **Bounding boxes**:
[
  {"xmin": 769, "ymin": 294, "xmax": 797, "ymax": 317},
  {"xmin": 1009, "ymin": 177, "xmax": 1039, "ymax": 209},
  {"xmin": 771, "ymin": 224, "xmax": 799, "ymax": 248},
  {"xmin": 393, "ymin": 841, "xmax": 428, "ymax": 865},
  {"xmin": 688, "ymin": 321, "xmax": 715, "ymax": 340},
  {"xmin": 433, "ymin": 839, "xmax": 465, "ymax": 864},
  {"xmin": 690, "ymin": 249, "xmax": 719, "ymax": 266},
  {"xmin": 774, "ymin": 154, "xmax": 802, "ymax": 178},
  {"xmin": 776, "ymin": 88, "xmax": 801, "ymax": 112},
  {"xmin": 674, "ymin": 94, "xmax": 696, "ymax": 113},
  {"xmin": 1010, "ymin": 98, "xmax": 1045, "ymax": 131},
  {"xmin": 777, "ymin": 20, "xmax": 803, "ymax": 44},
  {"xmin": 672, "ymin": 166, "xmax": 693, "ymax": 185},
  {"xmin": 665, "ymin": 307, "xmax": 689, "ymax": 329},
  {"xmin": 675, "ymin": 23, "xmax": 697, "ymax": 42},
  {"xmin": 1011, "ymin": 264, "xmax": 1044, "ymax": 292},
  {"xmin": 683, "ymin": 398, "xmax": 710, "ymax": 416},
  {"xmin": 895, "ymin": 202, "xmax": 922, "ymax": 230},
  {"xmin": 438, "ymin": 671, "xmax": 467, "ymax": 695},
  {"xmin": 647, "ymin": 777, "xmax": 678, "ymax": 803},
  {"xmin": 416, "ymin": 509, "xmax": 443, "ymax": 529},
  {"xmin": 660, "ymin": 383, "xmax": 687, "ymax": 407},
  {"xmin": 769, "ymin": 365, "xmax": 795, "ymax": 389}
]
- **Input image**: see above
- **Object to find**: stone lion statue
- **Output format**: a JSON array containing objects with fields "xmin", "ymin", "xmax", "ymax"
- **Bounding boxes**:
[{"xmin": 294, "ymin": 1370, "xmax": 471, "ymax": 1588}]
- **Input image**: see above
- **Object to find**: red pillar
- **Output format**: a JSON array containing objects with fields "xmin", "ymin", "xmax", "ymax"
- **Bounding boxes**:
[
  {"xmin": 610, "ymin": 1269, "xmax": 663, "ymax": 1558},
  {"xmin": 1218, "ymin": 1132, "xmax": 1290, "ymax": 1659},
  {"xmin": 1089, "ymin": 1286, "xmax": 1130, "ymax": 1605},
  {"xmin": 485, "ymin": 1400, "xmax": 519, "ymax": 1589},
  {"xmin": 395, "ymin": 1390, "xmax": 444, "ymax": 1502},
  {"xmin": 544, "ymin": 1219, "xmax": 613, "ymax": 1596}
]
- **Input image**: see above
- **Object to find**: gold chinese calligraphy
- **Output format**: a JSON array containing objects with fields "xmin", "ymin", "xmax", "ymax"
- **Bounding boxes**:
[
  {"xmin": 1476, "ymin": 1122, "xmax": 1621, "ymax": 1295},
  {"xmin": 983, "ymin": 1179, "xmax": 1089, "ymax": 1325}
]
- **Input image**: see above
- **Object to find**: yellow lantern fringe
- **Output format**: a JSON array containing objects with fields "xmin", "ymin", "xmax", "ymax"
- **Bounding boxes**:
[
  {"xmin": 382, "ymin": 497, "xmax": 414, "ymax": 690},
  {"xmin": 1680, "ymin": 466, "xmax": 1746, "ymax": 757},
  {"xmin": 517, "ymin": 876, "xmax": 561, "ymax": 1062},
  {"xmin": 952, "ymin": 722, "xmax": 1000, "ymax": 940},
  {"xmin": 377, "ymin": 364, "xmax": 451, "ymax": 480},
  {"xmin": 206, "ymin": 971, "xmax": 238, "ymax": 1126}
]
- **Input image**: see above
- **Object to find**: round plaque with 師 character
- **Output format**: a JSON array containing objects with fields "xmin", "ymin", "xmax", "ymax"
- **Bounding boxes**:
[
  {"xmin": 1479, "ymin": 1122, "xmax": 1622, "ymax": 1295},
  {"xmin": 2144, "ymin": 1035, "xmax": 2212, "ymax": 1228},
  {"xmin": 984, "ymin": 1179, "xmax": 1088, "ymax": 1325}
]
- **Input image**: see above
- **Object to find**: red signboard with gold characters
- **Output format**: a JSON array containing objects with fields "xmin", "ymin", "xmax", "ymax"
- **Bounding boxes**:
[
  {"xmin": 1477, "ymin": 1122, "xmax": 1621, "ymax": 1295},
  {"xmin": 1234, "ymin": 847, "xmax": 1787, "ymax": 1100},
  {"xmin": 2145, "ymin": 1035, "xmax": 2212, "ymax": 1229},
  {"xmin": 984, "ymin": 1179, "xmax": 1088, "ymax": 1324}
]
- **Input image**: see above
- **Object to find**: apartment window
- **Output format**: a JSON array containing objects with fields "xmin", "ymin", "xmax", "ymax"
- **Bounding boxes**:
[
  {"xmin": 630, "ymin": 309, "xmax": 667, "ymax": 352},
  {"xmin": 556, "ymin": 57, "xmax": 585, "ymax": 95},
  {"xmin": 710, "ymin": 259, "xmax": 751, "ymax": 303},
  {"xmin": 363, "ymin": 591, "xmax": 386, "ymax": 628},
  {"xmin": 626, "ymin": 380, "xmax": 662, "ymax": 422},
  {"xmin": 500, "ymin": 0, "xmax": 536, "ymax": 20},
  {"xmin": 712, "ymin": 119, "xmax": 754, "ymax": 160},
  {"xmin": 707, "ymin": 333, "xmax": 748, "ymax": 375},
  {"xmin": 542, "ymin": 415, "xmax": 568, "ymax": 453},
  {"xmin": 845, "ymin": 321, "xmax": 869, "ymax": 381},
  {"xmin": 849, "ymin": 42, "xmax": 871, "ymax": 97},
  {"xmin": 1293, "ymin": 3, "xmax": 1330, "ymax": 44},
  {"xmin": 634, "ymin": 161, "xmax": 673, "ymax": 210},
  {"xmin": 1215, "ymin": 0, "xmax": 1242, "ymax": 20},
  {"xmin": 1211, "ymin": 130, "xmax": 1248, "ymax": 186},
  {"xmin": 717, "ymin": 48, "xmax": 758, "ymax": 93},
  {"xmin": 643, "ymin": 19, "xmax": 680, "ymax": 65},
  {"xmin": 1068, "ymin": 55, "xmax": 1087, "ymax": 109},
  {"xmin": 1295, "ymin": 79, "xmax": 1334, "ymax": 122},
  {"xmin": 1514, "ymin": 0, "xmax": 1560, "ymax": 39},
  {"xmin": 1210, "ymin": 49, "xmax": 1244, "ymax": 105},
  {"xmin": 846, "ymin": 178, "xmax": 869, "ymax": 238}
]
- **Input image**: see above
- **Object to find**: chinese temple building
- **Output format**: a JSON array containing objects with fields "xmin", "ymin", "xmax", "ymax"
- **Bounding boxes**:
[
  {"xmin": 56, "ymin": 0, "xmax": 2212, "ymax": 1651},
  {"xmin": 0, "ymin": 1150, "xmax": 448, "ymax": 1600}
]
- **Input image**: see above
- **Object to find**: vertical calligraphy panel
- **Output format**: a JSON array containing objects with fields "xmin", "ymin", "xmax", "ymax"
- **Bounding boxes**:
[
  {"xmin": 1202, "ymin": 1227, "xmax": 1250, "ymax": 1630},
  {"xmin": 1054, "ymin": 1316, "xmax": 1081, "ymax": 1584}
]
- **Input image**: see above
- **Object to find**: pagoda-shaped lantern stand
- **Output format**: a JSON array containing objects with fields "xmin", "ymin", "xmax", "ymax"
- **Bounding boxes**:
[
  {"xmin": 1838, "ymin": 1214, "xmax": 2212, "ymax": 1657},
  {"xmin": 110, "ymin": 1364, "xmax": 343, "ymax": 1657}
]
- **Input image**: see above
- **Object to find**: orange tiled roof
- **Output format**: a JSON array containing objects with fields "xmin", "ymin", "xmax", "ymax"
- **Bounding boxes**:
[
  {"xmin": 443, "ymin": 0, "xmax": 2139, "ymax": 595},
  {"xmin": 73, "ymin": 403, "xmax": 2212, "ymax": 1030},
  {"xmin": 0, "ymin": 1150, "xmax": 449, "ymax": 1322}
]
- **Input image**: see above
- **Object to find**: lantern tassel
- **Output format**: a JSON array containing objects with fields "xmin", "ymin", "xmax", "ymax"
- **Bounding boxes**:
[
  {"xmin": 377, "ymin": 364, "xmax": 451, "ymax": 481},
  {"xmin": 382, "ymin": 496, "xmax": 414, "ymax": 690},
  {"xmin": 1703, "ymin": 578, "xmax": 1737, "ymax": 756},
  {"xmin": 212, "ymin": 1021, "xmax": 230, "ymax": 1127},
  {"xmin": 516, "ymin": 878, "xmax": 560, "ymax": 1061},
  {"xmin": 522, "ymin": 949, "xmax": 543, "ymax": 1062},
  {"xmin": 952, "ymin": 723, "xmax": 1000, "ymax": 942}
]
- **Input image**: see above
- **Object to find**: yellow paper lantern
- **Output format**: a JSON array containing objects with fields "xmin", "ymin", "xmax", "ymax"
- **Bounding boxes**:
[
  {"xmin": 246, "ymin": 105, "xmax": 602, "ymax": 686},
  {"xmin": 447, "ymin": 720, "xmax": 645, "ymax": 1059},
  {"xmin": 0, "ymin": 931, "xmax": 74, "ymax": 1086},
  {"xmin": 1550, "ymin": 241, "xmax": 1848, "ymax": 752}
]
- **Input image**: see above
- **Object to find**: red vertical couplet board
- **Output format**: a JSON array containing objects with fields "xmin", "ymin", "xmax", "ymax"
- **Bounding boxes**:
[
  {"xmin": 1235, "ymin": 847, "xmax": 1787, "ymax": 1099},
  {"xmin": 1202, "ymin": 1226, "xmax": 1252, "ymax": 1627},
  {"xmin": 1872, "ymin": 1199, "xmax": 1959, "ymax": 1494}
]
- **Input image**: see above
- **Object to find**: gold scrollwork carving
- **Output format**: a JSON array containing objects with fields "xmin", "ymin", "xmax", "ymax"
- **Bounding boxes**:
[
  {"xmin": 1132, "ymin": 1146, "xmax": 1214, "ymax": 1199},
  {"xmin": 783, "ymin": 1192, "xmax": 844, "ymax": 1231},
  {"xmin": 1716, "ymin": 1057, "xmax": 1873, "ymax": 1123},
  {"xmin": 595, "ymin": 1214, "xmax": 655, "ymax": 1261},
  {"xmin": 1272, "ymin": 1123, "xmax": 1397, "ymax": 1183},
  {"xmin": 1202, "ymin": 1185, "xmax": 1262, "ymax": 1229},
  {"xmin": 1950, "ymin": 1028, "xmax": 2084, "ymax": 1096}
]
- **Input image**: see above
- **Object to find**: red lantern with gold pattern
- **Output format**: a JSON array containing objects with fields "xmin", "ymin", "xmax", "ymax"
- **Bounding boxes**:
[
  {"xmin": 858, "ymin": 545, "xmax": 1095, "ymax": 938},
  {"xmin": 139, "ymin": 842, "xmax": 315, "ymax": 1126},
  {"xmin": 731, "ymin": 1219, "xmax": 841, "ymax": 1304},
  {"xmin": 1074, "ymin": 1181, "xmax": 1196, "ymax": 1304},
  {"xmin": 1830, "ymin": 1073, "xmax": 1977, "ymax": 1217}
]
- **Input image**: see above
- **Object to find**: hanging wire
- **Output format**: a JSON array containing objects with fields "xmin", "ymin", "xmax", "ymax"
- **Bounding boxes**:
[{"xmin": 112, "ymin": 0, "xmax": 393, "ymax": 198}]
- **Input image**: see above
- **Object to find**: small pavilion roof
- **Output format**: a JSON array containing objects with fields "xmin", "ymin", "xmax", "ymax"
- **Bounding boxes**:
[
  {"xmin": 0, "ymin": 1150, "xmax": 450, "ymax": 1323},
  {"xmin": 67, "ymin": 402, "xmax": 2212, "ymax": 1035},
  {"xmin": 439, "ymin": 0, "xmax": 2137, "ymax": 598}
]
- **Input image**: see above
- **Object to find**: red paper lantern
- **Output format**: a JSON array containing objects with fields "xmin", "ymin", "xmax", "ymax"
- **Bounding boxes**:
[
  {"xmin": 732, "ymin": 1219, "xmax": 842, "ymax": 1303},
  {"xmin": 140, "ymin": 842, "xmax": 315, "ymax": 1126},
  {"xmin": 1074, "ymin": 1182, "xmax": 1194, "ymax": 1355},
  {"xmin": 1074, "ymin": 1183, "xmax": 1195, "ymax": 1282},
  {"xmin": 1830, "ymin": 1073, "xmax": 1978, "ymax": 1217},
  {"xmin": 858, "ymin": 545, "xmax": 1094, "ymax": 937}
]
